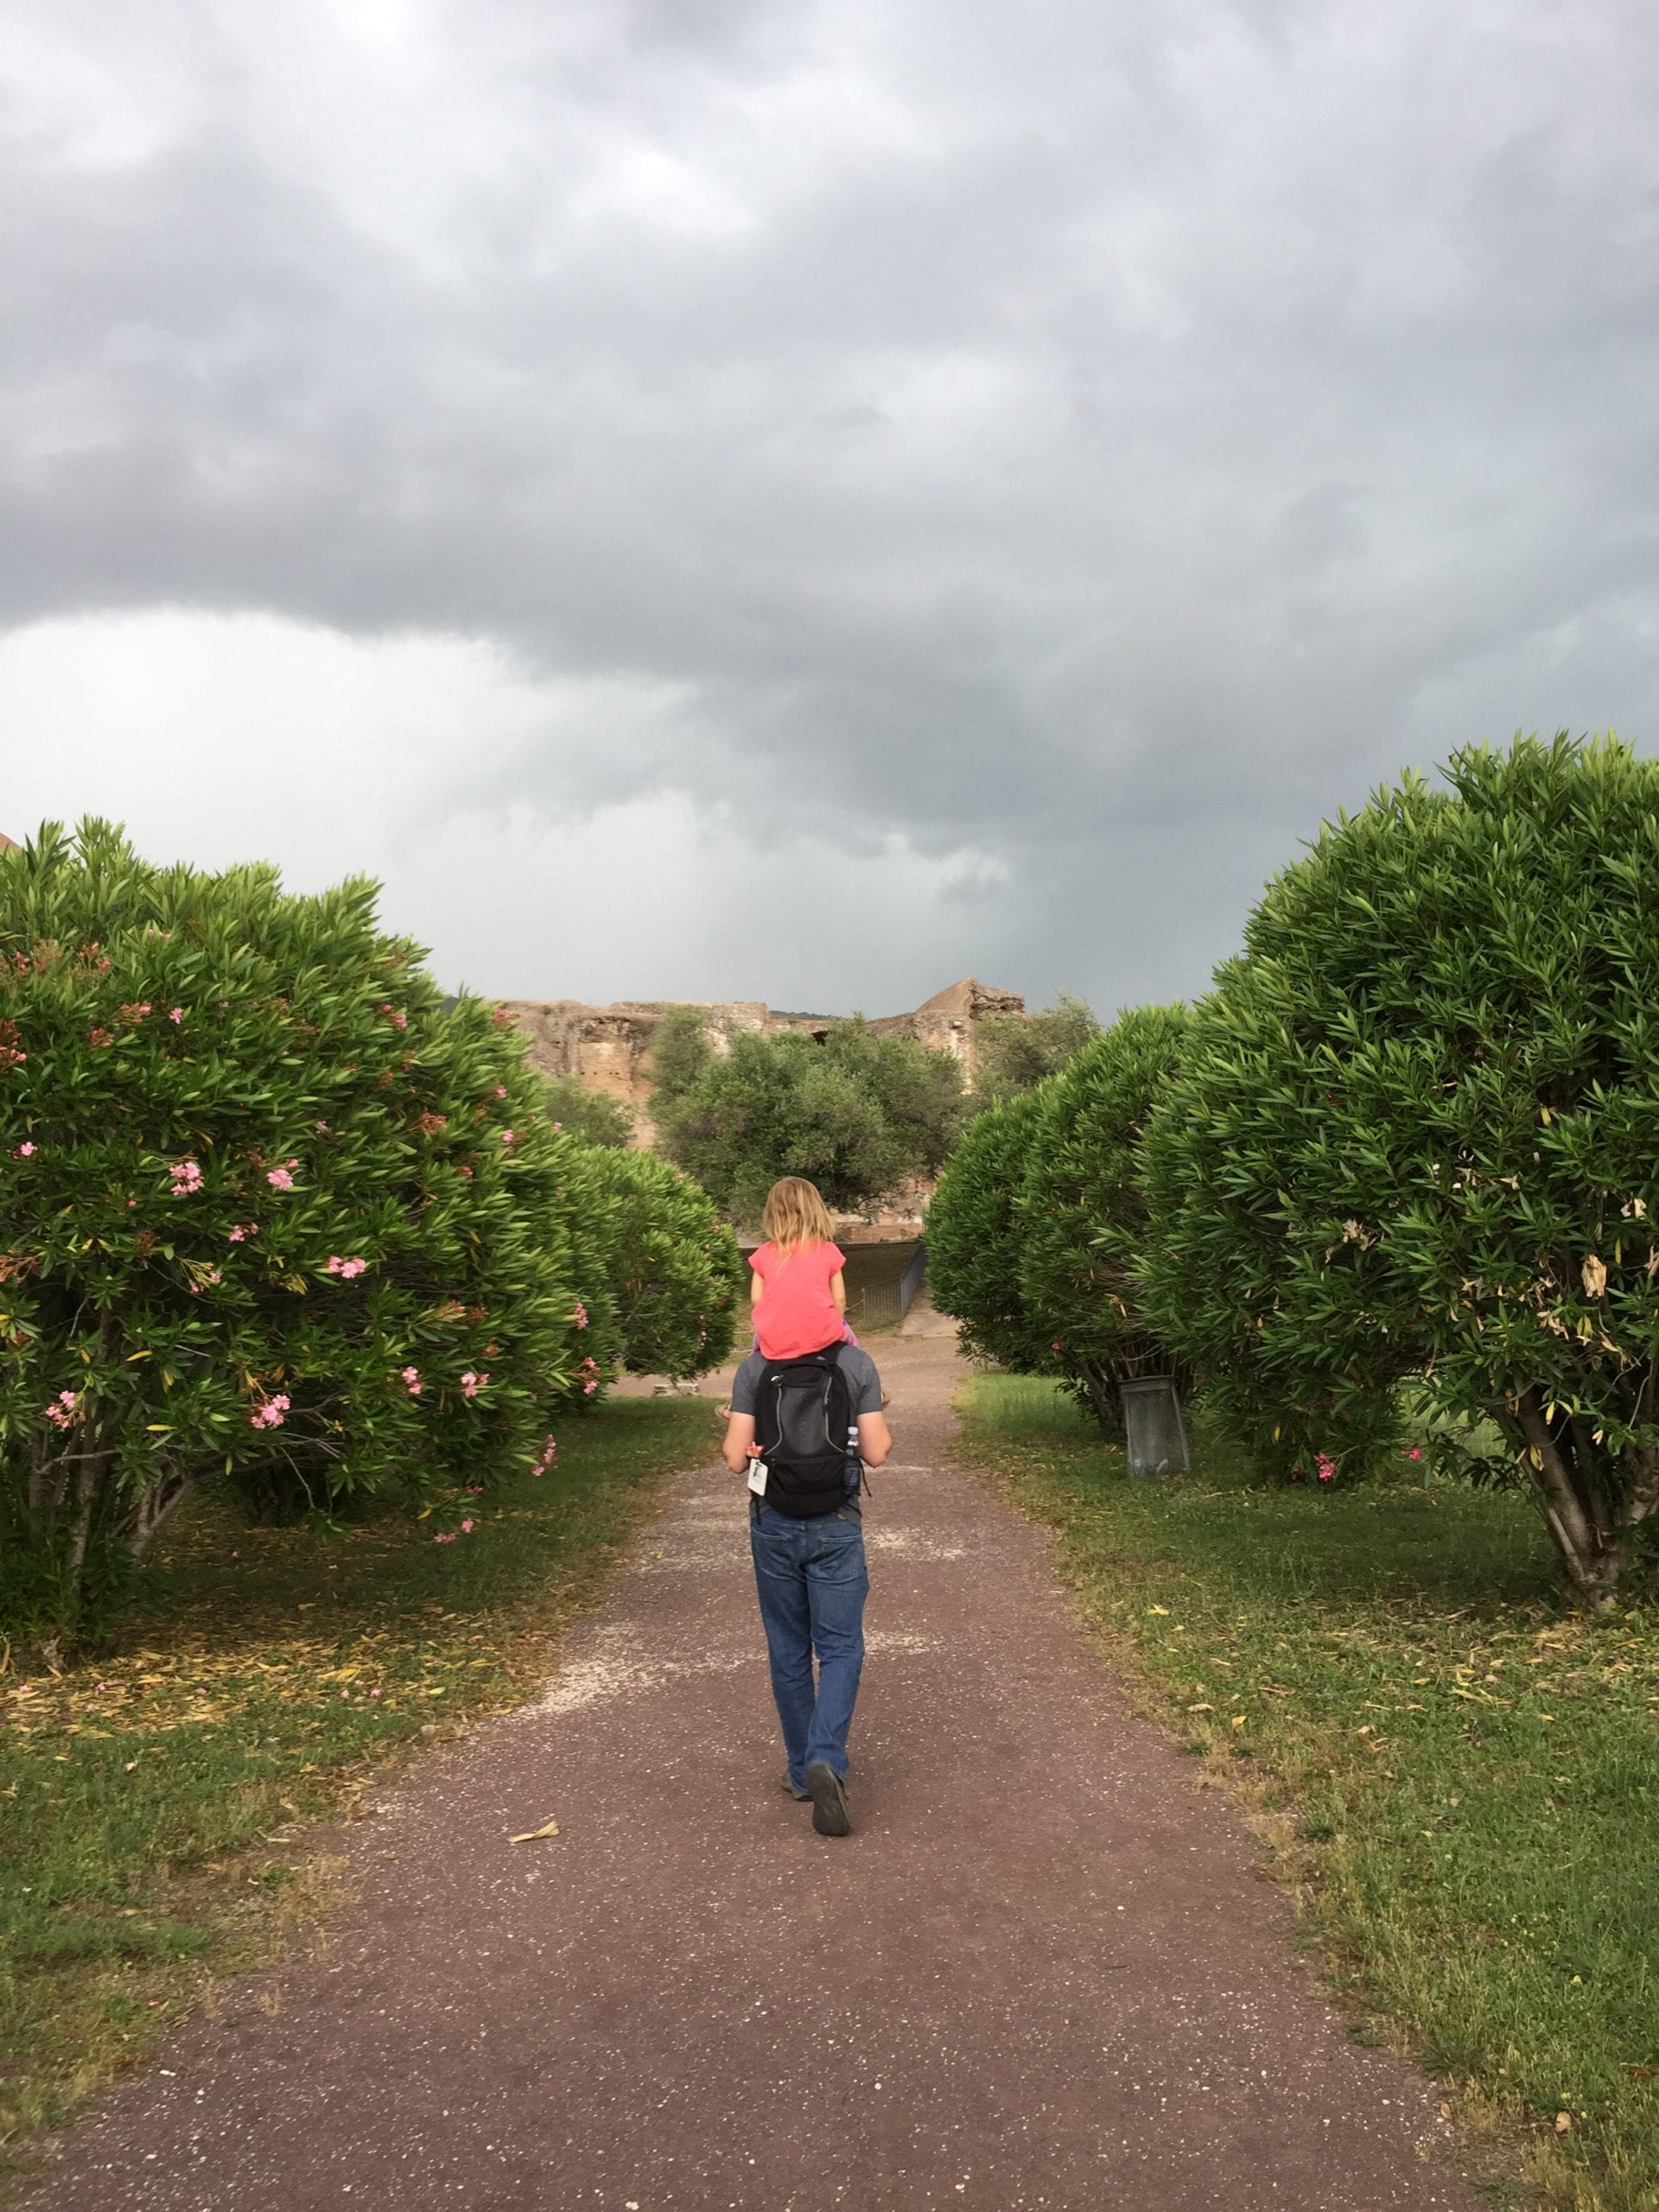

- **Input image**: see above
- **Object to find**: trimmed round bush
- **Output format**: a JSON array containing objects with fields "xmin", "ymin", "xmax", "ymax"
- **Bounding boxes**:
[
  {"xmin": 1138, "ymin": 735, "xmax": 1659, "ymax": 1603},
  {"xmin": 0, "ymin": 823, "xmax": 607, "ymax": 1654},
  {"xmin": 1016, "ymin": 1004, "xmax": 1190, "ymax": 1431}
]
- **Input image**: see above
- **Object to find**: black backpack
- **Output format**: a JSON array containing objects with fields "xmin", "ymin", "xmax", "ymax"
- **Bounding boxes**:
[{"xmin": 752, "ymin": 1342, "xmax": 860, "ymax": 1518}]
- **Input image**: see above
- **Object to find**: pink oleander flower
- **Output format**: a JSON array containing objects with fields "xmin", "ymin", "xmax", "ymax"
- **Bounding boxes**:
[
  {"xmin": 228, "ymin": 1222, "xmax": 257, "ymax": 1242},
  {"xmin": 402, "ymin": 1365, "xmax": 423, "ymax": 1395},
  {"xmin": 1051, "ymin": 1339, "xmax": 1062, "ymax": 1352},
  {"xmin": 460, "ymin": 1518, "xmax": 474, "ymax": 1534},
  {"xmin": 13, "ymin": 1141, "xmax": 35, "ymax": 1158},
  {"xmin": 433, "ymin": 1529, "xmax": 457, "ymax": 1544},
  {"xmin": 530, "ymin": 1432, "xmax": 558, "ymax": 1474},
  {"xmin": 88, "ymin": 1027, "xmax": 114, "ymax": 1048},
  {"xmin": 551, "ymin": 1121, "xmax": 563, "ymax": 1131},
  {"xmin": 572, "ymin": 1300, "xmax": 588, "ymax": 1330},
  {"xmin": 1316, "ymin": 1452, "xmax": 1337, "ymax": 1484},
  {"xmin": 379, "ymin": 1003, "xmax": 408, "ymax": 1031},
  {"xmin": 168, "ymin": 1006, "xmax": 184, "ymax": 1023},
  {"xmin": 460, "ymin": 1370, "xmax": 488, "ymax": 1398},
  {"xmin": 1406, "ymin": 1446, "xmax": 1424, "ymax": 1461},
  {"xmin": 500, "ymin": 1128, "xmax": 517, "ymax": 1147},
  {"xmin": 265, "ymin": 1166, "xmax": 295, "ymax": 1191},
  {"xmin": 493, "ymin": 1084, "xmax": 506, "ymax": 1098},
  {"xmin": 582, "ymin": 1378, "xmax": 599, "ymax": 1396},
  {"xmin": 325, "ymin": 1255, "xmax": 367, "ymax": 1279},
  {"xmin": 169, "ymin": 1159, "xmax": 203, "ymax": 1194},
  {"xmin": 249, "ymin": 1392, "xmax": 290, "ymax": 1430},
  {"xmin": 43, "ymin": 1389, "xmax": 79, "ymax": 1429}
]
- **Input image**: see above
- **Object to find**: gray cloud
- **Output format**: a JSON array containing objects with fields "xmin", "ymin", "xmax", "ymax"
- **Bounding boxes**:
[{"xmin": 2, "ymin": 0, "xmax": 1656, "ymax": 1012}]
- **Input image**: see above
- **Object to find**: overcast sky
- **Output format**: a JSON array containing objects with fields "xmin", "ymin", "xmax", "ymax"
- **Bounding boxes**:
[{"xmin": 3, "ymin": 0, "xmax": 1655, "ymax": 1015}]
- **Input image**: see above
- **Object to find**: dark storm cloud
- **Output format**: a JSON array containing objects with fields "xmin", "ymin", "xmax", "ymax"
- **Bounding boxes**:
[{"xmin": 3, "ymin": 0, "xmax": 1657, "ymax": 1007}]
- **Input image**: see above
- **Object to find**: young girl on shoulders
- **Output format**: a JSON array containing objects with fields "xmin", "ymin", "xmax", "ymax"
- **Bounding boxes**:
[{"xmin": 749, "ymin": 1177, "xmax": 856, "ymax": 1359}]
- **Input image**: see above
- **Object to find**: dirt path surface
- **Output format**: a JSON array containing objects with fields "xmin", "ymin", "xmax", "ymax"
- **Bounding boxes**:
[{"xmin": 23, "ymin": 1335, "xmax": 1482, "ymax": 2212}]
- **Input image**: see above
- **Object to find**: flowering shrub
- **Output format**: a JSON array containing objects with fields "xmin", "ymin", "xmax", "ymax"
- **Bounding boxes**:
[
  {"xmin": 0, "ymin": 821, "xmax": 609, "ymax": 1655},
  {"xmin": 1137, "ymin": 735, "xmax": 1659, "ymax": 1605},
  {"xmin": 1014, "ymin": 1005, "xmax": 1192, "ymax": 1432}
]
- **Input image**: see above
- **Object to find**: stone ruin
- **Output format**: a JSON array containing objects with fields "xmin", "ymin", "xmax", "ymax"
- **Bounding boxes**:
[
  {"xmin": 498, "ymin": 976, "xmax": 1024, "ymax": 1135},
  {"xmin": 497, "ymin": 977, "xmax": 1026, "ymax": 1237}
]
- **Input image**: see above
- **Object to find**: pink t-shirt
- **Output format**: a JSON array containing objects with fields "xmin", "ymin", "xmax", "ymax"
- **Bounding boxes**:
[{"xmin": 750, "ymin": 1239, "xmax": 848, "ymax": 1360}]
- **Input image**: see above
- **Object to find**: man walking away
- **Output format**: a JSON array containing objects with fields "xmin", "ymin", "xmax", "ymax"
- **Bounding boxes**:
[{"xmin": 721, "ymin": 1337, "xmax": 892, "ymax": 1836}]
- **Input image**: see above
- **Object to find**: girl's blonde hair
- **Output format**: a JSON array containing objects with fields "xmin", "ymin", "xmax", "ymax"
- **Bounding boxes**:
[{"xmin": 761, "ymin": 1176, "xmax": 836, "ymax": 1257}]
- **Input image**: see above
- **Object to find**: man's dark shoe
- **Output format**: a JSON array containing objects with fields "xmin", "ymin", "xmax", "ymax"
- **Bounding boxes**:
[
  {"xmin": 805, "ymin": 1760, "xmax": 852, "ymax": 1837},
  {"xmin": 779, "ymin": 1770, "xmax": 810, "ymax": 1801}
]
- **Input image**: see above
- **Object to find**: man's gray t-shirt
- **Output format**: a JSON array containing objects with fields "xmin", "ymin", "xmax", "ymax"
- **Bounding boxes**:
[{"xmin": 730, "ymin": 1342, "xmax": 883, "ymax": 1419}]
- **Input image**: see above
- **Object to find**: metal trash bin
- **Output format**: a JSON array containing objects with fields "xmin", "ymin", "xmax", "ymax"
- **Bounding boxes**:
[{"xmin": 1119, "ymin": 1376, "xmax": 1189, "ymax": 1478}]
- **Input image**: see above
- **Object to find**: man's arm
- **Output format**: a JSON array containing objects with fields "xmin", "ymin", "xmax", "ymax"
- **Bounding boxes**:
[
  {"xmin": 721, "ymin": 1410, "xmax": 757, "ymax": 1474},
  {"xmin": 855, "ymin": 1410, "xmax": 892, "ymax": 1466}
]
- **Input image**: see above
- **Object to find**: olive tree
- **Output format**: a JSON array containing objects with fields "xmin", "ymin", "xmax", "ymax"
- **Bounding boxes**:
[
  {"xmin": 1015, "ymin": 1005, "xmax": 1190, "ymax": 1430},
  {"xmin": 972, "ymin": 992, "xmax": 1101, "ymax": 1108},
  {"xmin": 653, "ymin": 1016, "xmax": 964, "ymax": 1224},
  {"xmin": 1138, "ymin": 735, "xmax": 1659, "ymax": 1605}
]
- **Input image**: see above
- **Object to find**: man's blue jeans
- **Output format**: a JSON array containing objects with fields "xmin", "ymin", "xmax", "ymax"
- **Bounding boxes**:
[{"xmin": 749, "ymin": 1502, "xmax": 868, "ymax": 1787}]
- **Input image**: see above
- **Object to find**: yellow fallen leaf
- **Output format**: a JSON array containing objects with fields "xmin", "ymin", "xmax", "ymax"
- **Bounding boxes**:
[
  {"xmin": 508, "ymin": 1818, "xmax": 560, "ymax": 1844},
  {"xmin": 1554, "ymin": 2112, "xmax": 1572, "ymax": 2134},
  {"xmin": 1147, "ymin": 1605, "xmax": 1170, "ymax": 1617}
]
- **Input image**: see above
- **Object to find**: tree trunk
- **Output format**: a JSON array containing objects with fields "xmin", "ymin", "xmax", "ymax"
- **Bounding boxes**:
[
  {"xmin": 1499, "ymin": 1390, "xmax": 1630, "ymax": 1611},
  {"xmin": 1068, "ymin": 1356, "xmax": 1122, "ymax": 1437}
]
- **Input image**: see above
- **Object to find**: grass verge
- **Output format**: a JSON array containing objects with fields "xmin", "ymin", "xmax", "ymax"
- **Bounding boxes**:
[
  {"xmin": 0, "ymin": 1394, "xmax": 719, "ymax": 2180},
  {"xmin": 958, "ymin": 1372, "xmax": 1659, "ymax": 2212}
]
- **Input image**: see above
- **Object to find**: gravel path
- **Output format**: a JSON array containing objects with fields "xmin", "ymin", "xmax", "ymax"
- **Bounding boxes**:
[{"xmin": 22, "ymin": 1333, "xmax": 1482, "ymax": 2211}]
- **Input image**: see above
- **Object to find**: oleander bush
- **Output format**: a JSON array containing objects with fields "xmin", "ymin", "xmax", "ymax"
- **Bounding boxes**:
[
  {"xmin": 0, "ymin": 822, "xmax": 610, "ymax": 1656},
  {"xmin": 1138, "ymin": 734, "xmax": 1659, "ymax": 1605},
  {"xmin": 1015, "ymin": 1005, "xmax": 1192, "ymax": 1432},
  {"xmin": 925, "ymin": 1086, "xmax": 1058, "ymax": 1373},
  {"xmin": 585, "ymin": 1147, "xmax": 747, "ymax": 1379}
]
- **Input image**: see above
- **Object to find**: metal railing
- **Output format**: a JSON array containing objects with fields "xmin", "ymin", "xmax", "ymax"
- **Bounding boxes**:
[{"xmin": 851, "ymin": 1242, "xmax": 927, "ymax": 1326}]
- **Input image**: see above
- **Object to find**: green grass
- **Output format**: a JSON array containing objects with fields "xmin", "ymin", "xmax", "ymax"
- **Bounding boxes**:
[
  {"xmin": 958, "ymin": 1373, "xmax": 1659, "ymax": 2212},
  {"xmin": 0, "ymin": 1395, "xmax": 720, "ymax": 2176}
]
